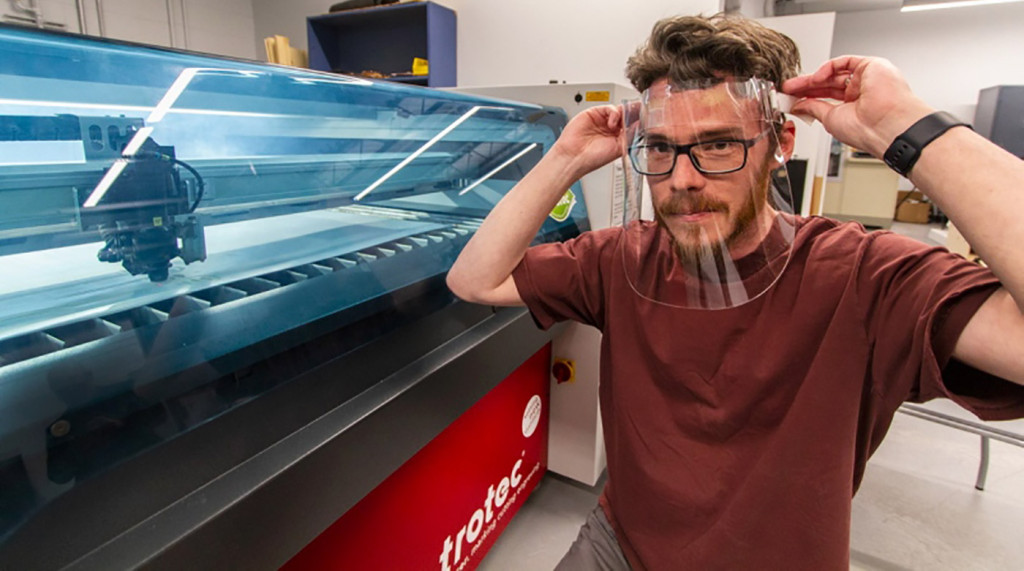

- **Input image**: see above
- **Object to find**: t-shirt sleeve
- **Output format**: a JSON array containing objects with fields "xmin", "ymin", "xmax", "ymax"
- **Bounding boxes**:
[
  {"xmin": 511, "ymin": 228, "xmax": 620, "ymax": 331},
  {"xmin": 857, "ymin": 232, "xmax": 1024, "ymax": 421}
]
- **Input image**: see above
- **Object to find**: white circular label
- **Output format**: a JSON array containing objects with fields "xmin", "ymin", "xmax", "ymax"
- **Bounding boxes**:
[{"xmin": 522, "ymin": 394, "xmax": 542, "ymax": 438}]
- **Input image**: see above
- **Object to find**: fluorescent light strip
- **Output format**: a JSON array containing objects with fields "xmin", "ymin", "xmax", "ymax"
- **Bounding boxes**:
[
  {"xmin": 82, "ymin": 159, "xmax": 128, "ymax": 207},
  {"xmin": 120, "ymin": 126, "xmax": 154, "ymax": 156},
  {"xmin": 81, "ymin": 68, "xmax": 204, "ymax": 207},
  {"xmin": 0, "ymin": 98, "xmax": 292, "ymax": 119},
  {"xmin": 0, "ymin": 98, "xmax": 153, "ymax": 113},
  {"xmin": 902, "ymin": 0, "xmax": 1024, "ymax": 11},
  {"xmin": 459, "ymin": 143, "xmax": 538, "ymax": 196},
  {"xmin": 169, "ymin": 108, "xmax": 284, "ymax": 118},
  {"xmin": 146, "ymin": 67, "xmax": 200, "ymax": 123},
  {"xmin": 147, "ymin": 67, "xmax": 264, "ymax": 123},
  {"xmin": 84, "ymin": 67, "xmax": 261, "ymax": 206},
  {"xmin": 354, "ymin": 106, "xmax": 499, "ymax": 201},
  {"xmin": 292, "ymin": 76, "xmax": 373, "ymax": 87}
]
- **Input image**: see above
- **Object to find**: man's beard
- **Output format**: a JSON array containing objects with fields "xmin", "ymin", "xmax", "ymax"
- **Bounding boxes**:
[{"xmin": 654, "ymin": 161, "xmax": 774, "ymax": 267}]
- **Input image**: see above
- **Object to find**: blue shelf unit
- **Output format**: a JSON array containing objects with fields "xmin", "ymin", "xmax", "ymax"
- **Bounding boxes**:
[{"xmin": 307, "ymin": 1, "xmax": 456, "ymax": 88}]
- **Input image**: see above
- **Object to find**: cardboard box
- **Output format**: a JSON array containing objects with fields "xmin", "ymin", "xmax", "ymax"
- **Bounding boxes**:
[{"xmin": 895, "ymin": 190, "xmax": 931, "ymax": 223}]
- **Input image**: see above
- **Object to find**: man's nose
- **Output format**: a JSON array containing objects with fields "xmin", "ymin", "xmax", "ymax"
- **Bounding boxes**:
[{"xmin": 668, "ymin": 153, "xmax": 707, "ymax": 192}]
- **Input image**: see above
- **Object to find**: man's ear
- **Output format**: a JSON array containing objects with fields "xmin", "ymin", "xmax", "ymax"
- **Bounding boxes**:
[{"xmin": 773, "ymin": 120, "xmax": 797, "ymax": 166}]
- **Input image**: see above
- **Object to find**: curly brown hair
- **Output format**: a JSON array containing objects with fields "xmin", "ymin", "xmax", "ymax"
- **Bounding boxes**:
[{"xmin": 625, "ymin": 13, "xmax": 801, "ymax": 92}]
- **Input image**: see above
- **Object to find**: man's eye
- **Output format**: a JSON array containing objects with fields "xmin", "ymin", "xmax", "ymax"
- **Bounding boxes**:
[
  {"xmin": 699, "ymin": 141, "xmax": 740, "ymax": 155},
  {"xmin": 647, "ymin": 142, "xmax": 673, "ymax": 154}
]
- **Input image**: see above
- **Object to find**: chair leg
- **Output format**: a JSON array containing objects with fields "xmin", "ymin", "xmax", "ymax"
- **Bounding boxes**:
[{"xmin": 975, "ymin": 435, "xmax": 991, "ymax": 491}]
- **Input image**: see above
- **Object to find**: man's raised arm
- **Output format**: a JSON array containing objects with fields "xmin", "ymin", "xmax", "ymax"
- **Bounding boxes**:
[
  {"xmin": 446, "ymin": 106, "xmax": 623, "ymax": 306},
  {"xmin": 784, "ymin": 56, "xmax": 1024, "ymax": 384}
]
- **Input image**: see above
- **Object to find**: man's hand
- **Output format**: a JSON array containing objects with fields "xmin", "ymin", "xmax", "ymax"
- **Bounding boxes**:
[
  {"xmin": 550, "ymin": 104, "xmax": 624, "ymax": 180},
  {"xmin": 447, "ymin": 105, "xmax": 623, "ymax": 307},
  {"xmin": 782, "ymin": 56, "xmax": 934, "ymax": 158}
]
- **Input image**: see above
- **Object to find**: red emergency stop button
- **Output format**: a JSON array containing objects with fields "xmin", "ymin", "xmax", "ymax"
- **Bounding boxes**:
[{"xmin": 552, "ymin": 358, "xmax": 575, "ymax": 384}]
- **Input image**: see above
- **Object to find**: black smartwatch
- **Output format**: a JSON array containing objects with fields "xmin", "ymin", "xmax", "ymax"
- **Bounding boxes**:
[{"xmin": 882, "ymin": 111, "xmax": 971, "ymax": 177}]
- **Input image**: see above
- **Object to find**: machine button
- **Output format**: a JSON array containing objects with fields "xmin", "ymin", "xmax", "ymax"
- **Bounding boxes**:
[{"xmin": 551, "ymin": 358, "xmax": 575, "ymax": 384}]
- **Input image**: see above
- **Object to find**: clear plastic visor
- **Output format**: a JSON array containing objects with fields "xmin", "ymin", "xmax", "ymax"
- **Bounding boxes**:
[{"xmin": 619, "ymin": 78, "xmax": 796, "ymax": 309}]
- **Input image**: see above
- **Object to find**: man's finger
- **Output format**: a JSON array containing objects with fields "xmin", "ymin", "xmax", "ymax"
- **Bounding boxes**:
[
  {"xmin": 789, "ymin": 98, "xmax": 836, "ymax": 124},
  {"xmin": 784, "ymin": 58, "xmax": 863, "ymax": 94},
  {"xmin": 608, "ymin": 105, "xmax": 623, "ymax": 130},
  {"xmin": 813, "ymin": 55, "xmax": 865, "ymax": 83},
  {"xmin": 781, "ymin": 75, "xmax": 808, "ymax": 94},
  {"xmin": 784, "ymin": 87, "xmax": 849, "ymax": 100}
]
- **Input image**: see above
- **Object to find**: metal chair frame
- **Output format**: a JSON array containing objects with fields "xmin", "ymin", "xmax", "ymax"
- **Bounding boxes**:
[{"xmin": 897, "ymin": 403, "xmax": 1024, "ymax": 490}]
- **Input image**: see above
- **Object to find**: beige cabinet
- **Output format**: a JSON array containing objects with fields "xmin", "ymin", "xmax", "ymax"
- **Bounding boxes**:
[{"xmin": 823, "ymin": 147, "xmax": 900, "ymax": 229}]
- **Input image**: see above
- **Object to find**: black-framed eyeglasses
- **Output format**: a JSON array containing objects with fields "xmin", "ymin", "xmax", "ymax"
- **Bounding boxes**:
[{"xmin": 628, "ymin": 129, "xmax": 770, "ymax": 176}]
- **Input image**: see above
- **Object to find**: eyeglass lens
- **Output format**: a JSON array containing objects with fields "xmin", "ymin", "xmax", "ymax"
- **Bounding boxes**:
[{"xmin": 634, "ymin": 141, "xmax": 747, "ymax": 175}]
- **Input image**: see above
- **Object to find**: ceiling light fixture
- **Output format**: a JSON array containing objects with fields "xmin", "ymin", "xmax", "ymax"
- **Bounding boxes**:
[{"xmin": 902, "ymin": 0, "xmax": 1024, "ymax": 12}]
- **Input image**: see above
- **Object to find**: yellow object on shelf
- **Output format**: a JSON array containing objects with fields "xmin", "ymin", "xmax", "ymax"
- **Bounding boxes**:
[
  {"xmin": 264, "ymin": 35, "xmax": 308, "ymax": 68},
  {"xmin": 412, "ymin": 57, "xmax": 429, "ymax": 76}
]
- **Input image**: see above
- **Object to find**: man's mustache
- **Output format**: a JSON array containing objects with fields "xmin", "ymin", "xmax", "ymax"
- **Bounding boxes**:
[{"xmin": 656, "ymin": 196, "xmax": 729, "ymax": 217}]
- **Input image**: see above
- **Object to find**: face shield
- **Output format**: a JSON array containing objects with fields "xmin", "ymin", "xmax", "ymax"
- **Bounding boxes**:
[{"xmin": 619, "ymin": 78, "xmax": 797, "ymax": 310}]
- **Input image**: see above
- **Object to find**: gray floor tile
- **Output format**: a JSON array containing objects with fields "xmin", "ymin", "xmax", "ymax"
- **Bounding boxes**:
[
  {"xmin": 851, "ymin": 411, "xmax": 1024, "ymax": 570},
  {"xmin": 479, "ymin": 473, "xmax": 601, "ymax": 570}
]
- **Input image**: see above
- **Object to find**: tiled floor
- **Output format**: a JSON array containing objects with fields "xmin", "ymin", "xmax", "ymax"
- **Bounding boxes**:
[
  {"xmin": 888, "ymin": 220, "xmax": 946, "ymax": 246},
  {"xmin": 480, "ymin": 221, "xmax": 1024, "ymax": 570},
  {"xmin": 849, "ymin": 401, "xmax": 1024, "ymax": 570},
  {"xmin": 479, "ymin": 473, "xmax": 602, "ymax": 570}
]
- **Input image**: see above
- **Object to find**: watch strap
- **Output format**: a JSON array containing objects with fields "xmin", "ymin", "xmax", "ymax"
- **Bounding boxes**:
[{"xmin": 883, "ymin": 111, "xmax": 970, "ymax": 176}]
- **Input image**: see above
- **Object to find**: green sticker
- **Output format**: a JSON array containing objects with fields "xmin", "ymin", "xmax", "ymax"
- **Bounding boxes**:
[{"xmin": 549, "ymin": 189, "xmax": 576, "ymax": 222}]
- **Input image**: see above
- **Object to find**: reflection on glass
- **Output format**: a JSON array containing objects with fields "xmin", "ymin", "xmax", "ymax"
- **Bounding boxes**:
[{"xmin": 0, "ymin": 24, "xmax": 589, "ymax": 540}]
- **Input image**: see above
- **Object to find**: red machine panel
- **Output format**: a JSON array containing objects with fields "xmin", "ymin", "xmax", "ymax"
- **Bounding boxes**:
[{"xmin": 285, "ymin": 345, "xmax": 551, "ymax": 571}]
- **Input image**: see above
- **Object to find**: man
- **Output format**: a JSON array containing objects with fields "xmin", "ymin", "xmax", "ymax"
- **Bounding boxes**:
[{"xmin": 447, "ymin": 14, "xmax": 1024, "ymax": 570}]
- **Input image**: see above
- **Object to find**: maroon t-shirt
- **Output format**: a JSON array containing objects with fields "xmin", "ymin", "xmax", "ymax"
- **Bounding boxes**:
[{"xmin": 511, "ymin": 216, "xmax": 1023, "ymax": 570}]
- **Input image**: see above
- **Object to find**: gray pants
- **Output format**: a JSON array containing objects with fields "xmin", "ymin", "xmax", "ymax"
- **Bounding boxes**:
[{"xmin": 555, "ymin": 505, "xmax": 632, "ymax": 570}]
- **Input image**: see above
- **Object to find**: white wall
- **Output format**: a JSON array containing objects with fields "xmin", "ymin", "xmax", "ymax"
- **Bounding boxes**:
[
  {"xmin": 831, "ymin": 3, "xmax": 1024, "ymax": 123},
  {"xmin": 181, "ymin": 0, "xmax": 258, "ymax": 59},
  {"xmin": 251, "ymin": 0, "xmax": 720, "ymax": 85},
  {"xmin": 757, "ymin": 12, "xmax": 836, "ymax": 215},
  {"xmin": 442, "ymin": 0, "xmax": 720, "ymax": 87},
  {"xmin": 250, "ymin": 0, "xmax": 321, "ymax": 54},
  {"xmin": 758, "ymin": 13, "xmax": 834, "ymax": 78},
  {"xmin": 0, "ymin": 0, "xmax": 256, "ymax": 60}
]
